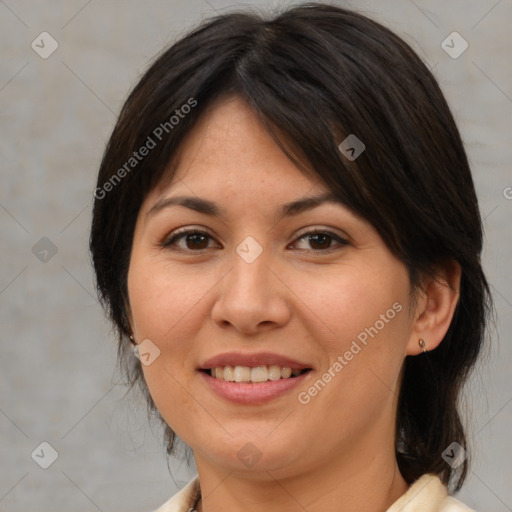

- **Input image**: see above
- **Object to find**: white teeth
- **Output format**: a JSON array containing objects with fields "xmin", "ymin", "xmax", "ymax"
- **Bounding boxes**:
[
  {"xmin": 268, "ymin": 365, "xmax": 282, "ymax": 381},
  {"xmin": 209, "ymin": 365, "xmax": 307, "ymax": 382},
  {"xmin": 234, "ymin": 366, "xmax": 251, "ymax": 382},
  {"xmin": 223, "ymin": 365, "xmax": 235, "ymax": 381},
  {"xmin": 281, "ymin": 367, "xmax": 292, "ymax": 378},
  {"xmin": 251, "ymin": 366, "xmax": 269, "ymax": 382}
]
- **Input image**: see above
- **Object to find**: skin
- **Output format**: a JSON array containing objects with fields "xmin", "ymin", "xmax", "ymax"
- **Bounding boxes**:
[{"xmin": 127, "ymin": 96, "xmax": 461, "ymax": 512}]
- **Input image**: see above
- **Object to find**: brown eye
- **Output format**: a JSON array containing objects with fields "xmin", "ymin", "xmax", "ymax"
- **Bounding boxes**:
[
  {"xmin": 184, "ymin": 232, "xmax": 209, "ymax": 250},
  {"xmin": 308, "ymin": 233, "xmax": 332, "ymax": 250},
  {"xmin": 162, "ymin": 229, "xmax": 219, "ymax": 251},
  {"xmin": 290, "ymin": 229, "xmax": 349, "ymax": 251}
]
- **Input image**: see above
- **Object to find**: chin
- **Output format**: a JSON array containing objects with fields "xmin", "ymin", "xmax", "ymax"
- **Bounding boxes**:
[{"xmin": 198, "ymin": 433, "xmax": 306, "ymax": 475}]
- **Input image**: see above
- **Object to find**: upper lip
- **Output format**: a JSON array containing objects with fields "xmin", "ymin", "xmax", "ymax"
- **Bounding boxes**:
[{"xmin": 199, "ymin": 352, "xmax": 313, "ymax": 370}]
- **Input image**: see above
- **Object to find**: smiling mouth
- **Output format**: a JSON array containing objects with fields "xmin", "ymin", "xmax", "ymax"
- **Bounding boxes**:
[{"xmin": 201, "ymin": 365, "xmax": 312, "ymax": 383}]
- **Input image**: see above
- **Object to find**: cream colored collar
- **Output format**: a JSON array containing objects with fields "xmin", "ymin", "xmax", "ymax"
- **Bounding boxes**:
[{"xmin": 154, "ymin": 473, "xmax": 474, "ymax": 512}]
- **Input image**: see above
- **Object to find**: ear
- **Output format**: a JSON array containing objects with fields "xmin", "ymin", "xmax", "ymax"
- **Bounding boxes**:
[{"xmin": 405, "ymin": 260, "xmax": 461, "ymax": 356}]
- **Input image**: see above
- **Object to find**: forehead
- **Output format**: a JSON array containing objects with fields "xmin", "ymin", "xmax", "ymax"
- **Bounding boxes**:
[{"xmin": 147, "ymin": 95, "xmax": 324, "ymax": 205}]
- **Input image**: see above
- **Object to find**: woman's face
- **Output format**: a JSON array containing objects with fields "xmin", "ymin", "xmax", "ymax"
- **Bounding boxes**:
[{"xmin": 127, "ymin": 96, "xmax": 420, "ymax": 479}]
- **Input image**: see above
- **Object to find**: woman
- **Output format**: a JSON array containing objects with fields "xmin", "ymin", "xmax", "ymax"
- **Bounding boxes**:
[{"xmin": 89, "ymin": 3, "xmax": 492, "ymax": 511}]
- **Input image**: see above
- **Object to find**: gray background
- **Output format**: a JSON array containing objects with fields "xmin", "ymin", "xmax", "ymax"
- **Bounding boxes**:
[{"xmin": 0, "ymin": 0, "xmax": 511, "ymax": 511}]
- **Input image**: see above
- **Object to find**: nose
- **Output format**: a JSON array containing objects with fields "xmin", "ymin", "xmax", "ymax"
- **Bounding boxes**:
[{"xmin": 210, "ymin": 247, "xmax": 292, "ymax": 335}]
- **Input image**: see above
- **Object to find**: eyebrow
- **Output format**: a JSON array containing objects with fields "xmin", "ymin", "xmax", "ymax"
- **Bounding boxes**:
[{"xmin": 146, "ymin": 191, "xmax": 343, "ymax": 218}]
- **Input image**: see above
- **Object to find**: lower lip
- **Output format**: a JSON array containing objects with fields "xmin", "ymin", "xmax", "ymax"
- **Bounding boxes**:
[{"xmin": 199, "ymin": 370, "xmax": 311, "ymax": 405}]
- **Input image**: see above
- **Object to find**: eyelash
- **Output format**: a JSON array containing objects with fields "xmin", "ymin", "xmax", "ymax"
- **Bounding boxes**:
[{"xmin": 161, "ymin": 227, "xmax": 349, "ymax": 253}]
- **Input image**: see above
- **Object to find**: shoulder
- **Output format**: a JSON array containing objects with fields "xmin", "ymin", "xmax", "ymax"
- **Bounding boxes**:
[
  {"xmin": 440, "ymin": 495, "xmax": 476, "ymax": 512},
  {"xmin": 152, "ymin": 477, "xmax": 200, "ymax": 512},
  {"xmin": 386, "ymin": 474, "xmax": 476, "ymax": 512}
]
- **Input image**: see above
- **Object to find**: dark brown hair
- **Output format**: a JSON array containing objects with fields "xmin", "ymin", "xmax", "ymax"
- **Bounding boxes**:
[{"xmin": 89, "ymin": 3, "xmax": 492, "ymax": 491}]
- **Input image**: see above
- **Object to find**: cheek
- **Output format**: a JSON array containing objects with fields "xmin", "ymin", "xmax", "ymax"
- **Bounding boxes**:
[
  {"xmin": 127, "ymin": 255, "xmax": 217, "ymax": 341},
  {"xmin": 288, "ymin": 262, "xmax": 409, "ymax": 350},
  {"xmin": 126, "ymin": 253, "xmax": 226, "ymax": 405},
  {"xmin": 290, "ymin": 263, "xmax": 410, "ymax": 410},
  {"xmin": 127, "ymin": 257, "xmax": 217, "ymax": 437}
]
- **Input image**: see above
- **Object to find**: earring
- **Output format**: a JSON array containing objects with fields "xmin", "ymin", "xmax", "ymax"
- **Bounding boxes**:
[
  {"xmin": 418, "ymin": 338, "xmax": 427, "ymax": 352},
  {"xmin": 129, "ymin": 335, "xmax": 140, "ymax": 359}
]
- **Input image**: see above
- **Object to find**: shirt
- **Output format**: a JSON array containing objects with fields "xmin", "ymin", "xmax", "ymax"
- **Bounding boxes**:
[{"xmin": 153, "ymin": 473, "xmax": 475, "ymax": 512}]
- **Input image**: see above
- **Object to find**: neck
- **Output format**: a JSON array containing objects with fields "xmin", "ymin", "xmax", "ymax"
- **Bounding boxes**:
[{"xmin": 194, "ymin": 442, "xmax": 409, "ymax": 512}]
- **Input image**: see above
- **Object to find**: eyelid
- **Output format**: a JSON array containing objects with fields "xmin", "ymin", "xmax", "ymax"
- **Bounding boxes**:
[
  {"xmin": 288, "ymin": 226, "xmax": 350, "ymax": 250},
  {"xmin": 293, "ymin": 225, "xmax": 350, "ymax": 242},
  {"xmin": 161, "ymin": 225, "xmax": 221, "ymax": 248}
]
